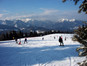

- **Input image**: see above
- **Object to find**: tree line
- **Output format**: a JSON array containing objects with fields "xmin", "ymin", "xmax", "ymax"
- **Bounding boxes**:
[{"xmin": 0, "ymin": 30, "xmax": 73, "ymax": 41}]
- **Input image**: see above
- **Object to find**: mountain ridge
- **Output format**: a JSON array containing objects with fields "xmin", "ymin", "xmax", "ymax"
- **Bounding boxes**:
[{"xmin": 0, "ymin": 19, "xmax": 86, "ymax": 32}]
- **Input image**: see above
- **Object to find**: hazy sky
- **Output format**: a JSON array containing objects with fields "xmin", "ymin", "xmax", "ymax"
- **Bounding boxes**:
[{"xmin": 0, "ymin": 0, "xmax": 87, "ymax": 21}]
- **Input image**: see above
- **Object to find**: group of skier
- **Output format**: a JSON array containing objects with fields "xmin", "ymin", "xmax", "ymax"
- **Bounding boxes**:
[
  {"xmin": 14, "ymin": 35, "xmax": 65, "ymax": 46},
  {"xmin": 42, "ymin": 35, "xmax": 65, "ymax": 46},
  {"xmin": 15, "ymin": 37, "xmax": 27, "ymax": 45}
]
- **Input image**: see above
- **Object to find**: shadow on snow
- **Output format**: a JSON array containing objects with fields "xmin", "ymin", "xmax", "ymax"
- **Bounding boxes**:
[{"xmin": 0, "ymin": 45, "xmax": 79, "ymax": 66}]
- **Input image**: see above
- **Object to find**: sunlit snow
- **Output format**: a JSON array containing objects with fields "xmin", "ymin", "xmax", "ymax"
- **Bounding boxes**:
[{"xmin": 0, "ymin": 34, "xmax": 86, "ymax": 66}]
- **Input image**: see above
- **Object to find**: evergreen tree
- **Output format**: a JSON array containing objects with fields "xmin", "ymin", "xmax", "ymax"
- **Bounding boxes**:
[
  {"xmin": 72, "ymin": 24, "xmax": 87, "ymax": 56},
  {"xmin": 62, "ymin": 0, "xmax": 87, "ymax": 14},
  {"xmin": 63, "ymin": 0, "xmax": 87, "ymax": 56}
]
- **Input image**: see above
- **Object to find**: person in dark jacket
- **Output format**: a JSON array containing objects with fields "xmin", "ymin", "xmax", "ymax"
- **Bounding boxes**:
[
  {"xmin": 24, "ymin": 37, "xmax": 27, "ymax": 44},
  {"xmin": 42, "ymin": 37, "xmax": 44, "ymax": 40},
  {"xmin": 59, "ymin": 36, "xmax": 64, "ymax": 46},
  {"xmin": 15, "ymin": 37, "xmax": 18, "ymax": 44}
]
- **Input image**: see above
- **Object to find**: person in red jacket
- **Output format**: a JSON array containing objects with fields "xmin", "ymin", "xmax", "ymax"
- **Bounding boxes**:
[{"xmin": 19, "ymin": 39, "xmax": 21, "ymax": 45}]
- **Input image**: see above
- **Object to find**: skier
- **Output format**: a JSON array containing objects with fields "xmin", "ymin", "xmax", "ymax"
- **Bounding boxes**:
[
  {"xmin": 15, "ymin": 37, "xmax": 18, "ymax": 44},
  {"xmin": 24, "ymin": 37, "xmax": 27, "ymax": 44},
  {"xmin": 59, "ymin": 36, "xmax": 64, "ymax": 46},
  {"xmin": 42, "ymin": 37, "xmax": 44, "ymax": 40},
  {"xmin": 65, "ymin": 37, "xmax": 66, "ymax": 41},
  {"xmin": 54, "ymin": 36, "xmax": 55, "ymax": 39},
  {"xmin": 19, "ymin": 39, "xmax": 21, "ymax": 45}
]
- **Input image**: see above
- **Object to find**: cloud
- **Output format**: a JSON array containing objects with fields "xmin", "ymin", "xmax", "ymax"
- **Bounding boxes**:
[
  {"xmin": 0, "ymin": 9, "xmax": 9, "ymax": 13},
  {"xmin": 2, "ymin": 10, "xmax": 9, "ymax": 13},
  {"xmin": 1, "ymin": 8, "xmax": 87, "ymax": 21},
  {"xmin": 2, "ymin": 14, "xmax": 36, "ymax": 20},
  {"xmin": 40, "ymin": 8, "xmax": 59, "ymax": 15},
  {"xmin": 0, "ymin": 14, "xmax": 3, "ymax": 17}
]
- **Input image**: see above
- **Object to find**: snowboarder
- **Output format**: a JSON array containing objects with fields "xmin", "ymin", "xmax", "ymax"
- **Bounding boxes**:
[
  {"xmin": 24, "ymin": 37, "xmax": 27, "ymax": 44},
  {"xmin": 59, "ymin": 36, "xmax": 64, "ymax": 46}
]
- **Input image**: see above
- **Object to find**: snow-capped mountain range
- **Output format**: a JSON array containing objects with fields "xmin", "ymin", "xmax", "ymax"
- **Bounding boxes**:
[
  {"xmin": 58, "ymin": 18, "xmax": 76, "ymax": 22},
  {"xmin": 0, "ymin": 18, "xmax": 86, "ymax": 32}
]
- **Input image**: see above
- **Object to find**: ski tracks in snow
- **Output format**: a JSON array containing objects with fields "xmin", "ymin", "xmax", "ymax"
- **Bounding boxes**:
[{"xmin": 0, "ymin": 34, "xmax": 82, "ymax": 66}]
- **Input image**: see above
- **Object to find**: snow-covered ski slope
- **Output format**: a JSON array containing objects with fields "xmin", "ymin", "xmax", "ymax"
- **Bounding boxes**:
[{"xmin": 0, "ymin": 34, "xmax": 86, "ymax": 66}]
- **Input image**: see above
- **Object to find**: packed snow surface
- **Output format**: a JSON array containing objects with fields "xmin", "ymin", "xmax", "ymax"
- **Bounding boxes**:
[{"xmin": 0, "ymin": 34, "xmax": 86, "ymax": 66}]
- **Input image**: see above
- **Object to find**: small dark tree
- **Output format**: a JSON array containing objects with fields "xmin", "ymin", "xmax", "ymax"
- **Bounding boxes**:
[
  {"xmin": 0, "ymin": 34, "xmax": 5, "ymax": 40},
  {"xmin": 5, "ymin": 32, "xmax": 9, "ymax": 40}
]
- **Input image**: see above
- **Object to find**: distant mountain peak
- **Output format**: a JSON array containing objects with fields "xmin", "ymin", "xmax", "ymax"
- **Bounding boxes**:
[
  {"xmin": 59, "ymin": 18, "xmax": 76, "ymax": 22},
  {"xmin": 14, "ymin": 24, "xmax": 18, "ymax": 28},
  {"xmin": 69, "ymin": 19, "xmax": 75, "ymax": 22},
  {"xmin": 60, "ymin": 18, "xmax": 69, "ymax": 22},
  {"xmin": 21, "ymin": 18, "xmax": 32, "ymax": 23},
  {"xmin": 2, "ymin": 21, "xmax": 6, "ymax": 25}
]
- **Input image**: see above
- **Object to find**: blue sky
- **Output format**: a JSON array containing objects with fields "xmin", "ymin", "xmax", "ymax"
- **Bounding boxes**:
[{"xmin": 0, "ymin": 0, "xmax": 87, "ymax": 21}]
